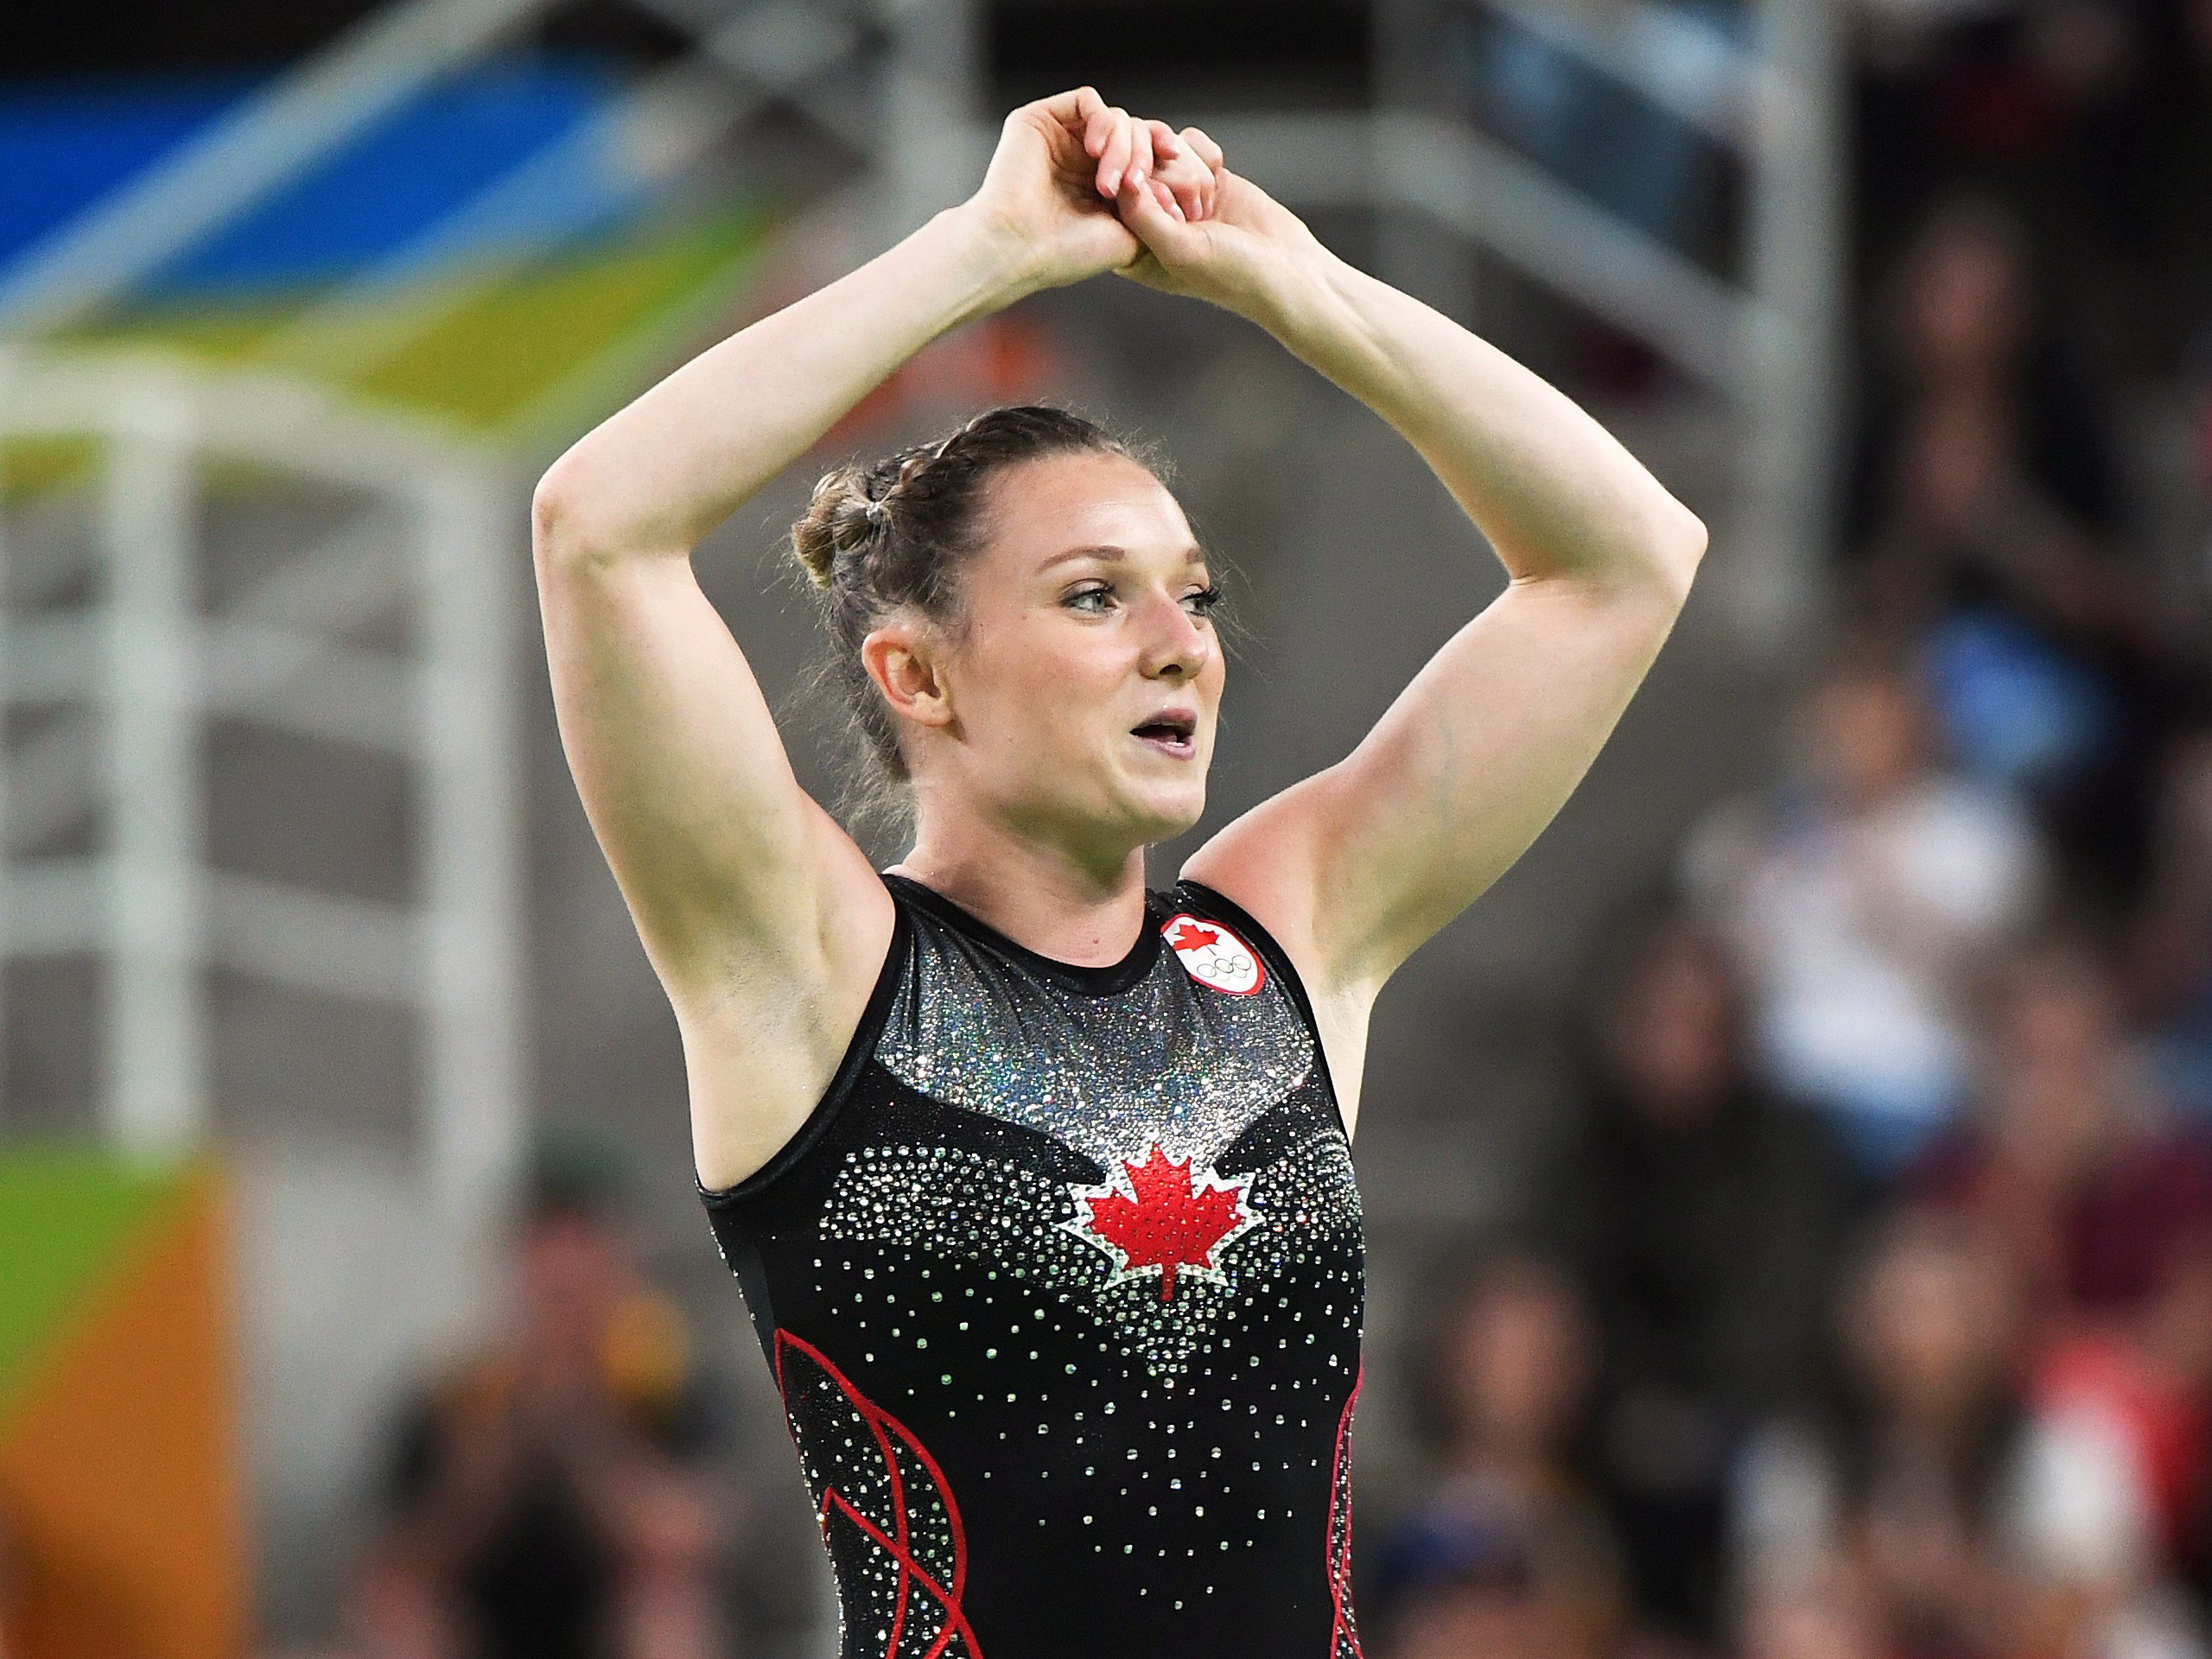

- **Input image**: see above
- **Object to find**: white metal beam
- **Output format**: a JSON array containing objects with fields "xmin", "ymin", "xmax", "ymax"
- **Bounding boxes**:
[
  {"xmin": 7, "ymin": 856, "xmax": 423, "ymax": 1005},
  {"xmin": 0, "ymin": 513, "xmax": 421, "ymax": 852},
  {"xmin": 99, "ymin": 381, "xmax": 206, "ymax": 1154},
  {"xmin": 414, "ymin": 467, "xmax": 524, "ymax": 1224},
  {"xmin": 1185, "ymin": 111, "xmax": 1770, "ymax": 392},
  {"xmin": 0, "ymin": 349, "xmax": 524, "ymax": 1234},
  {"xmin": 1736, "ymin": 0, "xmax": 1847, "ymax": 645}
]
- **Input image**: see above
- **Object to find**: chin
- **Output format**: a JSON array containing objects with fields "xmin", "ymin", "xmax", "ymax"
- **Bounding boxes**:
[{"xmin": 1127, "ymin": 783, "xmax": 1208, "ymax": 846}]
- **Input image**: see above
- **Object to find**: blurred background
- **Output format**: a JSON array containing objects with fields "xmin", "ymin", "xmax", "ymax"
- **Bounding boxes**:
[{"xmin": 1, "ymin": 0, "xmax": 2209, "ymax": 1656}]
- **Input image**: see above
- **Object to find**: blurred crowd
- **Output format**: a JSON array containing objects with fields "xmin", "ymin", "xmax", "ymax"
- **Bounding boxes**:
[{"xmin": 1375, "ymin": 4, "xmax": 2212, "ymax": 1658}]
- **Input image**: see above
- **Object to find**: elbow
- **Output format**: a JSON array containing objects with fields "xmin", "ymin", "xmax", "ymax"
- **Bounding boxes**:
[
  {"xmin": 530, "ymin": 456, "xmax": 592, "ymax": 569},
  {"xmin": 1645, "ymin": 500, "xmax": 1707, "ymax": 608},
  {"xmin": 531, "ymin": 453, "xmax": 640, "ymax": 572},
  {"xmin": 531, "ymin": 452, "xmax": 691, "ymax": 570},
  {"xmin": 530, "ymin": 461, "xmax": 576, "ymax": 565}
]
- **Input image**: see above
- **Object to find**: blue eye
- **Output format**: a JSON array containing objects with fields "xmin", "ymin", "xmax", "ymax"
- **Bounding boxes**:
[{"xmin": 1064, "ymin": 582, "xmax": 1222, "ymax": 616}]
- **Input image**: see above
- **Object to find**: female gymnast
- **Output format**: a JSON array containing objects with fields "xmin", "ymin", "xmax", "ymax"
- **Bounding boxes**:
[{"xmin": 531, "ymin": 86, "xmax": 1705, "ymax": 1659}]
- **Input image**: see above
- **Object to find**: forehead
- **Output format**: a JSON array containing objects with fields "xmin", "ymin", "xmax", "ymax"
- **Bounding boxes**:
[{"xmin": 981, "ymin": 450, "xmax": 1193, "ymax": 564}]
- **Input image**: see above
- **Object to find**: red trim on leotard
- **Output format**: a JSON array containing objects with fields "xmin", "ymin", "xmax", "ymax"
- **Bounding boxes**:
[{"xmin": 775, "ymin": 1330, "xmax": 982, "ymax": 1658}]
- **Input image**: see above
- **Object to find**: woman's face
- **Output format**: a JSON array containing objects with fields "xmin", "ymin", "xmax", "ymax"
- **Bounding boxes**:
[{"xmin": 899, "ymin": 450, "xmax": 1225, "ymax": 858}]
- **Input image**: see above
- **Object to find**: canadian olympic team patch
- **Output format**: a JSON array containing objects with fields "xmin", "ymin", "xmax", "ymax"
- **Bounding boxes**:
[{"xmin": 1162, "ymin": 914, "xmax": 1265, "ymax": 995}]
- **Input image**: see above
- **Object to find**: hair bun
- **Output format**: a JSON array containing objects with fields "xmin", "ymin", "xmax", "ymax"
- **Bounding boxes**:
[{"xmin": 791, "ymin": 465, "xmax": 890, "ymax": 589}]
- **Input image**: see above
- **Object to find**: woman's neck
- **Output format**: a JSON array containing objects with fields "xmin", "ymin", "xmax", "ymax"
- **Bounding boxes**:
[{"xmin": 888, "ymin": 809, "xmax": 1152, "ymax": 969}]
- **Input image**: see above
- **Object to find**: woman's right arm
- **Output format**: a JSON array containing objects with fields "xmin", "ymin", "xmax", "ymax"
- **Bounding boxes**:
[
  {"xmin": 531, "ymin": 205, "xmax": 1034, "ymax": 1003},
  {"xmin": 530, "ymin": 89, "xmax": 1211, "ymax": 1185}
]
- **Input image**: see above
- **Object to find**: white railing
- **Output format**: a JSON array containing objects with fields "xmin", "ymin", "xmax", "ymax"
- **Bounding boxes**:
[
  {"xmin": 0, "ymin": 3, "xmax": 995, "ymax": 1274},
  {"xmin": 0, "ymin": 350, "xmax": 524, "ymax": 1228}
]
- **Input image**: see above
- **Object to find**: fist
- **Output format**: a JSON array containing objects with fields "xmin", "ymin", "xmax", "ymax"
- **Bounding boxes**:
[{"xmin": 963, "ymin": 88, "xmax": 1224, "ymax": 294}]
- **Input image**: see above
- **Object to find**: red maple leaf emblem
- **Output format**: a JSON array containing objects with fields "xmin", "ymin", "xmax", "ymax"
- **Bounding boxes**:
[
  {"xmin": 1071, "ymin": 1145, "xmax": 1257, "ymax": 1300},
  {"xmin": 1164, "ymin": 918, "xmax": 1219, "ymax": 952}
]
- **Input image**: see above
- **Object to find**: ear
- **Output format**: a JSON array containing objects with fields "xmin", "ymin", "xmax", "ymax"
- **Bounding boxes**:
[{"xmin": 861, "ymin": 618, "xmax": 955, "ymax": 738}]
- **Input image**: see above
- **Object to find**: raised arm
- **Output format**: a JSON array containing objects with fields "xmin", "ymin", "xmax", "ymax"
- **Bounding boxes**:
[
  {"xmin": 532, "ymin": 90, "xmax": 1217, "ymax": 1184},
  {"xmin": 1113, "ymin": 145, "xmax": 1707, "ymax": 1055},
  {"xmin": 533, "ymin": 87, "xmax": 1211, "ymax": 979}
]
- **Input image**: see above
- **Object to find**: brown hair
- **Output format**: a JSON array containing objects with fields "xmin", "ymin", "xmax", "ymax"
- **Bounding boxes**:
[{"xmin": 790, "ymin": 404, "xmax": 1158, "ymax": 830}]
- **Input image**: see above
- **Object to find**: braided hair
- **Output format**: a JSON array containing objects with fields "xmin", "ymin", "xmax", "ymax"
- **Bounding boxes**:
[{"xmin": 791, "ymin": 404, "xmax": 1159, "ymax": 830}]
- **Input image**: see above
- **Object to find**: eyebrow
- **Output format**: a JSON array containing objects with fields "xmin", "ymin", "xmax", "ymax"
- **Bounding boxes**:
[{"xmin": 1038, "ymin": 543, "xmax": 1209, "ymax": 572}]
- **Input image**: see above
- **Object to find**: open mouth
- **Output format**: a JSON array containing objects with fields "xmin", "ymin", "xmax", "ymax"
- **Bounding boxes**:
[{"xmin": 1130, "ymin": 713, "xmax": 1198, "ymax": 759}]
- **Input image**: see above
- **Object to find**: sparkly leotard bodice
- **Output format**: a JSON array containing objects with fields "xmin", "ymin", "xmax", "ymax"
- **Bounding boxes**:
[{"xmin": 697, "ymin": 871, "xmax": 1366, "ymax": 1659}]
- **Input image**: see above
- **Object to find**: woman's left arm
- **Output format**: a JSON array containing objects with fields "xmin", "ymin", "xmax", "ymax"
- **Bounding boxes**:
[{"xmin": 1128, "ymin": 145, "xmax": 1708, "ymax": 1007}]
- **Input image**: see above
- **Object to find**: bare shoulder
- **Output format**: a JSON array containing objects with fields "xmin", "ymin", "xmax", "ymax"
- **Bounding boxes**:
[
  {"xmin": 678, "ymin": 807, "xmax": 900, "ymax": 1192},
  {"xmin": 1179, "ymin": 826, "xmax": 1376, "ymax": 1138}
]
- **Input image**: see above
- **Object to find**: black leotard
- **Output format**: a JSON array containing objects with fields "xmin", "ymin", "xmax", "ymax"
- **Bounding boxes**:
[{"xmin": 698, "ymin": 871, "xmax": 1366, "ymax": 1658}]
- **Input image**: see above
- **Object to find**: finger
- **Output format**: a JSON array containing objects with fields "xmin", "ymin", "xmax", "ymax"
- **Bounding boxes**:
[
  {"xmin": 1154, "ymin": 143, "xmax": 1211, "ymax": 219},
  {"xmin": 1127, "ymin": 119, "xmax": 1155, "ymax": 191},
  {"xmin": 1151, "ymin": 175, "xmax": 1186, "ymax": 221},
  {"xmin": 1117, "ymin": 162, "xmax": 1192, "ymax": 251},
  {"xmin": 1144, "ymin": 121, "xmax": 1198, "ymax": 215},
  {"xmin": 1035, "ymin": 85, "xmax": 1101, "ymax": 124},
  {"xmin": 1086, "ymin": 109, "xmax": 1119, "ymax": 185},
  {"xmin": 1181, "ymin": 134, "xmax": 1221, "ymax": 219},
  {"xmin": 1039, "ymin": 85, "xmax": 1110, "ymax": 148},
  {"xmin": 1078, "ymin": 89, "xmax": 1115, "ymax": 158},
  {"xmin": 1096, "ymin": 108, "xmax": 1134, "ymax": 196},
  {"xmin": 1179, "ymin": 125, "xmax": 1224, "ymax": 170},
  {"xmin": 1154, "ymin": 155, "xmax": 1205, "ymax": 222}
]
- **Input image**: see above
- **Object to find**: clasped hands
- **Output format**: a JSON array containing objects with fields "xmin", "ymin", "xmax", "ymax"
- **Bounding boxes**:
[{"xmin": 963, "ymin": 86, "xmax": 1327, "ymax": 318}]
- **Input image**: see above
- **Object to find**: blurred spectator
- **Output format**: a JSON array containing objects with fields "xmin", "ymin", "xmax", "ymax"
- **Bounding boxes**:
[
  {"xmin": 1840, "ymin": 193, "xmax": 2189, "ymax": 906},
  {"xmin": 1917, "ymin": 921, "xmax": 2212, "ymax": 1625},
  {"xmin": 1914, "ymin": 937, "xmax": 2212, "ymax": 1324},
  {"xmin": 1683, "ymin": 645, "xmax": 2045, "ymax": 1180},
  {"xmin": 2131, "ymin": 739, "xmax": 2212, "ymax": 1122},
  {"xmin": 2030, "ymin": 1232, "xmax": 2212, "ymax": 1637},
  {"xmin": 348, "ymin": 1164, "xmax": 735, "ymax": 1659},
  {"xmin": 2192, "ymin": 328, "xmax": 2212, "ymax": 532},
  {"xmin": 1847, "ymin": 0, "xmax": 2202, "ymax": 343},
  {"xmin": 1733, "ymin": 1205, "xmax": 2188, "ymax": 1659},
  {"xmin": 1381, "ymin": 1529, "xmax": 1558, "ymax": 1659},
  {"xmin": 1377, "ymin": 1253, "xmax": 1626, "ymax": 1659},
  {"xmin": 1543, "ymin": 906, "xmax": 1854, "ymax": 1646},
  {"xmin": 1736, "ymin": 1556, "xmax": 1893, "ymax": 1659}
]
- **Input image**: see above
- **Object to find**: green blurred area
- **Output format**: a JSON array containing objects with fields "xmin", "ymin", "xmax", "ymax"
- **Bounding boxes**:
[{"xmin": 0, "ymin": 1148, "xmax": 193, "ymax": 1427}]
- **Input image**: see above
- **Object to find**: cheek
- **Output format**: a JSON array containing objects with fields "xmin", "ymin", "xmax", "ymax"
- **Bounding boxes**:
[{"xmin": 965, "ymin": 623, "xmax": 1122, "ymax": 754}]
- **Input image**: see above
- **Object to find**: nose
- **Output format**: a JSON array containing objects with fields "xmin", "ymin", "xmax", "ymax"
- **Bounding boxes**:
[{"xmin": 1135, "ymin": 587, "xmax": 1214, "ymax": 681}]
